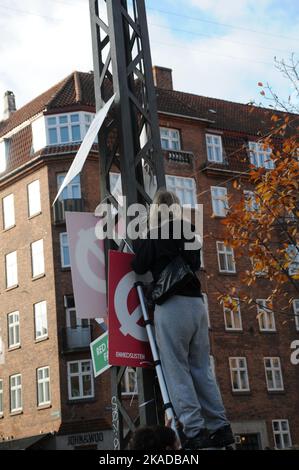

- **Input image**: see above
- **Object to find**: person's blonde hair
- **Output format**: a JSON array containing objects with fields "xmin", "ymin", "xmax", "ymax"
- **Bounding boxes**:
[{"xmin": 149, "ymin": 189, "xmax": 182, "ymax": 228}]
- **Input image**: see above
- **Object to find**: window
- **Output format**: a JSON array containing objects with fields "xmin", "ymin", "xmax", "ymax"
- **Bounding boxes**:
[
  {"xmin": 60, "ymin": 233, "xmax": 70, "ymax": 268},
  {"xmin": 122, "ymin": 368, "xmax": 137, "ymax": 396},
  {"xmin": 251, "ymin": 257, "xmax": 268, "ymax": 277},
  {"xmin": 0, "ymin": 380, "xmax": 3, "ymax": 416},
  {"xmin": 223, "ymin": 299, "xmax": 242, "ymax": 331},
  {"xmin": 37, "ymin": 367, "xmax": 51, "ymax": 406},
  {"xmin": 67, "ymin": 360, "xmax": 94, "ymax": 400},
  {"xmin": 244, "ymin": 190, "xmax": 260, "ymax": 212},
  {"xmin": 206, "ymin": 134, "xmax": 223, "ymax": 163},
  {"xmin": 46, "ymin": 113, "xmax": 94, "ymax": 145},
  {"xmin": 34, "ymin": 301, "xmax": 48, "ymax": 340},
  {"xmin": 287, "ymin": 245, "xmax": 299, "ymax": 276},
  {"xmin": 57, "ymin": 173, "xmax": 81, "ymax": 200},
  {"xmin": 2, "ymin": 194, "xmax": 15, "ymax": 230},
  {"xmin": 166, "ymin": 175, "xmax": 196, "ymax": 206},
  {"xmin": 248, "ymin": 141, "xmax": 274, "ymax": 169},
  {"xmin": 31, "ymin": 239, "xmax": 45, "ymax": 278},
  {"xmin": 216, "ymin": 242, "xmax": 236, "ymax": 273},
  {"xmin": 211, "ymin": 186, "xmax": 228, "ymax": 217},
  {"xmin": 160, "ymin": 128, "xmax": 181, "ymax": 151},
  {"xmin": 8, "ymin": 311, "xmax": 20, "ymax": 348},
  {"xmin": 10, "ymin": 374, "xmax": 22, "ymax": 413},
  {"xmin": 264, "ymin": 358, "xmax": 284, "ymax": 391},
  {"xmin": 202, "ymin": 293, "xmax": 210, "ymax": 328},
  {"xmin": 293, "ymin": 300, "xmax": 299, "ymax": 331},
  {"xmin": 257, "ymin": 299, "xmax": 276, "ymax": 332},
  {"xmin": 272, "ymin": 420, "xmax": 292, "ymax": 449},
  {"xmin": 27, "ymin": 180, "xmax": 41, "ymax": 217},
  {"xmin": 229, "ymin": 357, "xmax": 250, "ymax": 392},
  {"xmin": 5, "ymin": 251, "xmax": 18, "ymax": 289}
]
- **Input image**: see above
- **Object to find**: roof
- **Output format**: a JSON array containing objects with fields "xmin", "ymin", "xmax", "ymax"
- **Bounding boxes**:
[
  {"xmin": 0, "ymin": 70, "xmax": 297, "ymax": 140},
  {"xmin": 0, "ymin": 433, "xmax": 51, "ymax": 450}
]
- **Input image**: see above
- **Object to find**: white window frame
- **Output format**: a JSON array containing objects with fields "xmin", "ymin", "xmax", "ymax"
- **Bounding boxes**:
[
  {"xmin": 160, "ymin": 127, "xmax": 181, "ymax": 151},
  {"xmin": 8, "ymin": 311, "xmax": 20, "ymax": 349},
  {"xmin": 264, "ymin": 357, "xmax": 284, "ymax": 391},
  {"xmin": 67, "ymin": 360, "xmax": 94, "ymax": 400},
  {"xmin": 257, "ymin": 299, "xmax": 276, "ymax": 332},
  {"xmin": 0, "ymin": 140, "xmax": 8, "ymax": 174},
  {"xmin": 206, "ymin": 134, "xmax": 223, "ymax": 163},
  {"xmin": 293, "ymin": 300, "xmax": 299, "ymax": 331},
  {"xmin": 34, "ymin": 301, "xmax": 48, "ymax": 340},
  {"xmin": 0, "ymin": 379, "xmax": 3, "ymax": 416},
  {"xmin": 229, "ymin": 357, "xmax": 250, "ymax": 392},
  {"xmin": 122, "ymin": 368, "xmax": 137, "ymax": 396},
  {"xmin": 223, "ymin": 298, "xmax": 242, "ymax": 331},
  {"xmin": 287, "ymin": 245, "xmax": 299, "ymax": 276},
  {"xmin": 10, "ymin": 374, "xmax": 22, "ymax": 413},
  {"xmin": 60, "ymin": 232, "xmax": 70, "ymax": 268},
  {"xmin": 216, "ymin": 242, "xmax": 236, "ymax": 273},
  {"xmin": 31, "ymin": 239, "xmax": 45, "ymax": 278},
  {"xmin": 37, "ymin": 367, "xmax": 51, "ymax": 406},
  {"xmin": 272, "ymin": 420, "xmax": 292, "ymax": 449},
  {"xmin": 27, "ymin": 180, "xmax": 41, "ymax": 218},
  {"xmin": 166, "ymin": 175, "xmax": 197, "ymax": 207},
  {"xmin": 46, "ymin": 112, "xmax": 94, "ymax": 146},
  {"xmin": 244, "ymin": 190, "xmax": 260, "ymax": 212},
  {"xmin": 5, "ymin": 251, "xmax": 18, "ymax": 289},
  {"xmin": 57, "ymin": 173, "xmax": 81, "ymax": 201},
  {"xmin": 2, "ymin": 194, "xmax": 15, "ymax": 230},
  {"xmin": 211, "ymin": 186, "xmax": 228, "ymax": 217},
  {"xmin": 249, "ymin": 141, "xmax": 274, "ymax": 169}
]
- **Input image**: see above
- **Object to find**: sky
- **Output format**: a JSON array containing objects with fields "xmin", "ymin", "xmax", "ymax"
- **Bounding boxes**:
[{"xmin": 0, "ymin": 0, "xmax": 298, "ymax": 117}]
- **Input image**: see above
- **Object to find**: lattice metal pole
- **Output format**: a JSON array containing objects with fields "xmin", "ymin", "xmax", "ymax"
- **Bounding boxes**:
[{"xmin": 89, "ymin": 0, "xmax": 166, "ymax": 449}]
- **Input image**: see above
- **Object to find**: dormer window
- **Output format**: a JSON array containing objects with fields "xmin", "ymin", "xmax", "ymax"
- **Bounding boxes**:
[
  {"xmin": 46, "ymin": 112, "xmax": 94, "ymax": 146},
  {"xmin": 206, "ymin": 134, "xmax": 223, "ymax": 163},
  {"xmin": 0, "ymin": 139, "xmax": 9, "ymax": 174}
]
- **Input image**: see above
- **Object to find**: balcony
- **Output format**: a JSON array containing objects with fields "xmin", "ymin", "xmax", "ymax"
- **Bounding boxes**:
[
  {"xmin": 163, "ymin": 149, "xmax": 194, "ymax": 165},
  {"xmin": 62, "ymin": 326, "xmax": 92, "ymax": 352},
  {"xmin": 53, "ymin": 198, "xmax": 85, "ymax": 224}
]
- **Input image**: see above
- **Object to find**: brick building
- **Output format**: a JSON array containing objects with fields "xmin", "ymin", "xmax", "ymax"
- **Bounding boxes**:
[{"xmin": 0, "ymin": 67, "xmax": 298, "ymax": 450}]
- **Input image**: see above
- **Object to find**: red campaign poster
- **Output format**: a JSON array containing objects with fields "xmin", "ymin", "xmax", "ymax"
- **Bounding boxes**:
[{"xmin": 108, "ymin": 250, "xmax": 153, "ymax": 368}]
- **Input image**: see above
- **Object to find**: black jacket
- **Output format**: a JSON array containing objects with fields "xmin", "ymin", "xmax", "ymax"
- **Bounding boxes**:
[{"xmin": 131, "ymin": 219, "xmax": 202, "ymax": 298}]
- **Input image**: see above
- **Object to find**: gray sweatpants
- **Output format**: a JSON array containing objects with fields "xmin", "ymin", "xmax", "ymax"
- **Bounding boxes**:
[{"xmin": 154, "ymin": 295, "xmax": 229, "ymax": 439}]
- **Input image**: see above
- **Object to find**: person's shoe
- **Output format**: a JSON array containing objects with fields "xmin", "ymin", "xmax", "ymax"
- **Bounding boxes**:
[
  {"xmin": 183, "ymin": 429, "xmax": 209, "ymax": 450},
  {"xmin": 204, "ymin": 425, "xmax": 235, "ymax": 448}
]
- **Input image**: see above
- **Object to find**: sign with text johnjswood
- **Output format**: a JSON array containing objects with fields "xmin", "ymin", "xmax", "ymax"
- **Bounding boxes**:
[{"xmin": 90, "ymin": 332, "xmax": 111, "ymax": 377}]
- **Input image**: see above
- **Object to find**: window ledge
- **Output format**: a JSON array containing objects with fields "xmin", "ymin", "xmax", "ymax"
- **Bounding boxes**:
[
  {"xmin": 267, "ymin": 390, "xmax": 285, "ymax": 395},
  {"xmin": 32, "ymin": 273, "xmax": 46, "ymax": 282},
  {"xmin": 35, "ymin": 336, "xmax": 49, "ymax": 344},
  {"xmin": 3, "ymin": 224, "xmax": 16, "ymax": 233},
  {"xmin": 231, "ymin": 391, "xmax": 251, "ymax": 396},
  {"xmin": 37, "ymin": 404, "xmax": 52, "ymax": 411},
  {"xmin": 225, "ymin": 329, "xmax": 244, "ymax": 334},
  {"xmin": 28, "ymin": 212, "xmax": 42, "ymax": 220},
  {"xmin": 259, "ymin": 330, "xmax": 277, "ymax": 334},
  {"xmin": 10, "ymin": 410, "xmax": 23, "ymax": 417},
  {"xmin": 61, "ymin": 267, "xmax": 71, "ymax": 272},
  {"xmin": 8, "ymin": 345, "xmax": 21, "ymax": 352},
  {"xmin": 5, "ymin": 284, "xmax": 19, "ymax": 292},
  {"xmin": 218, "ymin": 272, "xmax": 237, "ymax": 276},
  {"xmin": 67, "ymin": 397, "xmax": 95, "ymax": 405}
]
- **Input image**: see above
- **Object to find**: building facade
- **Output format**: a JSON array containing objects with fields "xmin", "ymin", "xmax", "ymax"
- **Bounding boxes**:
[{"xmin": 0, "ymin": 67, "xmax": 298, "ymax": 450}]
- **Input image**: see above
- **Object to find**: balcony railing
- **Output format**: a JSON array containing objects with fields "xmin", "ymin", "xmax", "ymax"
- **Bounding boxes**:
[
  {"xmin": 163, "ymin": 149, "xmax": 194, "ymax": 164},
  {"xmin": 53, "ymin": 198, "xmax": 85, "ymax": 224},
  {"xmin": 62, "ymin": 326, "xmax": 92, "ymax": 352}
]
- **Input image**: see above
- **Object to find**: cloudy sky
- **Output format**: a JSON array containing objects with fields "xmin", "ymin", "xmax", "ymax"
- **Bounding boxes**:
[{"xmin": 0, "ymin": 0, "xmax": 298, "ymax": 116}]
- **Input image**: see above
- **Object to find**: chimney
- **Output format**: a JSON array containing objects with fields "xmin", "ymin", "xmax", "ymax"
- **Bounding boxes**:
[
  {"xmin": 3, "ymin": 91, "xmax": 16, "ymax": 120},
  {"xmin": 152, "ymin": 66, "xmax": 173, "ymax": 90}
]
